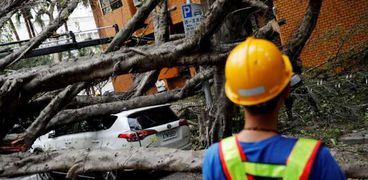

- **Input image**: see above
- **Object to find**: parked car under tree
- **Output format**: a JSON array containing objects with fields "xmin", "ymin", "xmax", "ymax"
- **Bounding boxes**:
[{"xmin": 31, "ymin": 104, "xmax": 191, "ymax": 179}]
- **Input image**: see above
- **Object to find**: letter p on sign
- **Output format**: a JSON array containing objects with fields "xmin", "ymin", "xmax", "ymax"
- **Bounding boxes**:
[{"xmin": 182, "ymin": 5, "xmax": 192, "ymax": 18}]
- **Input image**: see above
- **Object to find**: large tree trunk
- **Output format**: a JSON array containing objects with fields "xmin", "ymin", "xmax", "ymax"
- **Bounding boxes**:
[
  {"xmin": 205, "ymin": 1, "xmax": 255, "ymax": 145},
  {"xmin": 133, "ymin": 0, "xmax": 170, "ymax": 97},
  {"xmin": 0, "ymin": 148, "xmax": 366, "ymax": 179}
]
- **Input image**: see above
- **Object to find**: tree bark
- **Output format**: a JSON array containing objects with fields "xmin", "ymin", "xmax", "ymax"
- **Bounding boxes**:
[
  {"xmin": 0, "ymin": 0, "xmax": 27, "ymax": 20},
  {"xmin": 0, "ymin": 148, "xmax": 366, "ymax": 179},
  {"xmin": 45, "ymin": 69, "xmax": 214, "ymax": 131},
  {"xmin": 254, "ymin": 19, "xmax": 286, "ymax": 39},
  {"xmin": 133, "ymin": 0, "xmax": 170, "ymax": 97},
  {"xmin": 104, "ymin": 0, "xmax": 161, "ymax": 53},
  {"xmin": 0, "ymin": 9, "xmax": 17, "ymax": 30},
  {"xmin": 206, "ymin": 1, "xmax": 253, "ymax": 144},
  {"xmin": 19, "ymin": 83, "xmax": 86, "ymax": 150},
  {"xmin": 9, "ymin": 50, "xmax": 226, "ymax": 95},
  {"xmin": 0, "ymin": 148, "xmax": 204, "ymax": 177}
]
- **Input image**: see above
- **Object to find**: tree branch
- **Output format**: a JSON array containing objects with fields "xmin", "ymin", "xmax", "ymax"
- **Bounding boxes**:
[
  {"xmin": 0, "ymin": 0, "xmax": 26, "ymax": 19},
  {"xmin": 133, "ymin": 0, "xmax": 170, "ymax": 97},
  {"xmin": 0, "ymin": 0, "xmax": 80, "ymax": 70},
  {"xmin": 114, "ymin": 0, "xmax": 234, "ymax": 75},
  {"xmin": 1, "ymin": 40, "xmax": 217, "ymax": 139},
  {"xmin": 6, "ymin": 49, "xmax": 225, "ymax": 95},
  {"xmin": 18, "ymin": 83, "xmax": 86, "ymax": 149},
  {"xmin": 132, "ymin": 70, "xmax": 160, "ymax": 97},
  {"xmin": 254, "ymin": 19, "xmax": 286, "ymax": 39},
  {"xmin": 45, "ymin": 69, "xmax": 214, "ymax": 130},
  {"xmin": 0, "ymin": 9, "xmax": 17, "ymax": 29},
  {"xmin": 242, "ymin": 0, "xmax": 268, "ymax": 10},
  {"xmin": 115, "ymin": 52, "xmax": 227, "ymax": 75},
  {"xmin": 104, "ymin": 0, "xmax": 161, "ymax": 53},
  {"xmin": 281, "ymin": 0, "xmax": 322, "ymax": 72}
]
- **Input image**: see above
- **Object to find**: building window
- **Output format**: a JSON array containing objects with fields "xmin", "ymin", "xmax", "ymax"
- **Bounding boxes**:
[{"xmin": 99, "ymin": 0, "xmax": 122, "ymax": 15}]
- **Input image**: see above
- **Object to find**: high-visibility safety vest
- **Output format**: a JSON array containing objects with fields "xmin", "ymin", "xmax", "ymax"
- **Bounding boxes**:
[{"xmin": 219, "ymin": 136, "xmax": 321, "ymax": 180}]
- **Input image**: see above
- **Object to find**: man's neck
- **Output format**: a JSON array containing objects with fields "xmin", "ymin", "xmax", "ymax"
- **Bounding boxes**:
[{"xmin": 237, "ymin": 110, "xmax": 279, "ymax": 142}]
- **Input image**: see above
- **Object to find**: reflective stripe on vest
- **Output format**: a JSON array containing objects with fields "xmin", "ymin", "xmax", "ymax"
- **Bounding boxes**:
[{"xmin": 219, "ymin": 136, "xmax": 321, "ymax": 180}]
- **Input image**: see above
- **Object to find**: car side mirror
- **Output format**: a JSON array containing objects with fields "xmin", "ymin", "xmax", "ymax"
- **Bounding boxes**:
[{"xmin": 48, "ymin": 131, "xmax": 56, "ymax": 138}]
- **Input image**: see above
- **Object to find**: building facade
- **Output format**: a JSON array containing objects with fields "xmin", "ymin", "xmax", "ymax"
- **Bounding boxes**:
[
  {"xmin": 90, "ymin": 0, "xmax": 200, "ymax": 93},
  {"xmin": 12, "ymin": 4, "xmax": 99, "ymax": 42},
  {"xmin": 274, "ymin": 0, "xmax": 368, "ymax": 67}
]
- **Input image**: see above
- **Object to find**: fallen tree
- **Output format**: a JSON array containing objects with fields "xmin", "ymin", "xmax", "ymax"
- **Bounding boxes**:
[
  {"xmin": 0, "ymin": 148, "xmax": 366, "ymax": 179},
  {"xmin": 0, "ymin": 0, "xmax": 238, "ymax": 140},
  {"xmin": 3, "ymin": 0, "xmax": 364, "ymax": 178},
  {"xmin": 0, "ymin": 0, "xmax": 318, "ymax": 142},
  {"xmin": 45, "ymin": 68, "xmax": 214, "ymax": 133}
]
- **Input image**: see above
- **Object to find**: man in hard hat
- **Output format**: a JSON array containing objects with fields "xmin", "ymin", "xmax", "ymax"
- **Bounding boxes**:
[{"xmin": 202, "ymin": 37, "xmax": 345, "ymax": 180}]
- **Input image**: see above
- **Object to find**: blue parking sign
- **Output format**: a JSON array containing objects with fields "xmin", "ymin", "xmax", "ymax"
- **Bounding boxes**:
[
  {"xmin": 182, "ymin": 5, "xmax": 192, "ymax": 18},
  {"xmin": 181, "ymin": 3, "xmax": 203, "ymax": 36}
]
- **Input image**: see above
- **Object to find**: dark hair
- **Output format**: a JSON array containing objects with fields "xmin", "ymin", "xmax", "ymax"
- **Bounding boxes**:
[
  {"xmin": 243, "ymin": 84, "xmax": 290, "ymax": 114},
  {"xmin": 244, "ymin": 94, "xmax": 281, "ymax": 114}
]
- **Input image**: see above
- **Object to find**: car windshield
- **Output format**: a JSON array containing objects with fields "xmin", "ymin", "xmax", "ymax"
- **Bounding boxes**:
[
  {"xmin": 54, "ymin": 115, "xmax": 118, "ymax": 136},
  {"xmin": 128, "ymin": 106, "xmax": 178, "ymax": 130}
]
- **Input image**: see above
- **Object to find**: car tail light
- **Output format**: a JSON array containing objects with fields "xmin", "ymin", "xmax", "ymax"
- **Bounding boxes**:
[
  {"xmin": 118, "ymin": 129, "xmax": 157, "ymax": 142},
  {"xmin": 179, "ymin": 119, "xmax": 189, "ymax": 126}
]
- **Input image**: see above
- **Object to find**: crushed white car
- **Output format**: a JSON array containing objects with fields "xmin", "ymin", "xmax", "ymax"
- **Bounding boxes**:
[{"xmin": 31, "ymin": 104, "xmax": 191, "ymax": 152}]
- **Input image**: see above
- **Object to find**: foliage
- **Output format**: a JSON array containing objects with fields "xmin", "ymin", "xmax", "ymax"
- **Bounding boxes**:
[
  {"xmin": 78, "ymin": 45, "xmax": 102, "ymax": 57},
  {"xmin": 306, "ymin": 11, "xmax": 368, "ymax": 77},
  {"xmin": 182, "ymin": 70, "xmax": 368, "ymax": 150},
  {"xmin": 0, "ymin": 26, "xmax": 13, "ymax": 43},
  {"xmin": 279, "ymin": 71, "xmax": 368, "ymax": 146},
  {"xmin": 8, "ymin": 55, "xmax": 52, "ymax": 70}
]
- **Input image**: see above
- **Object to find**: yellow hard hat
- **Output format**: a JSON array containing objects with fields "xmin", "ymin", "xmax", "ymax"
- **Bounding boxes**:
[{"xmin": 225, "ymin": 37, "xmax": 293, "ymax": 106}]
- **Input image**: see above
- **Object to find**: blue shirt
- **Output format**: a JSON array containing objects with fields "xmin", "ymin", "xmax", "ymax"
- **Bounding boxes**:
[{"xmin": 203, "ymin": 135, "xmax": 346, "ymax": 180}]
